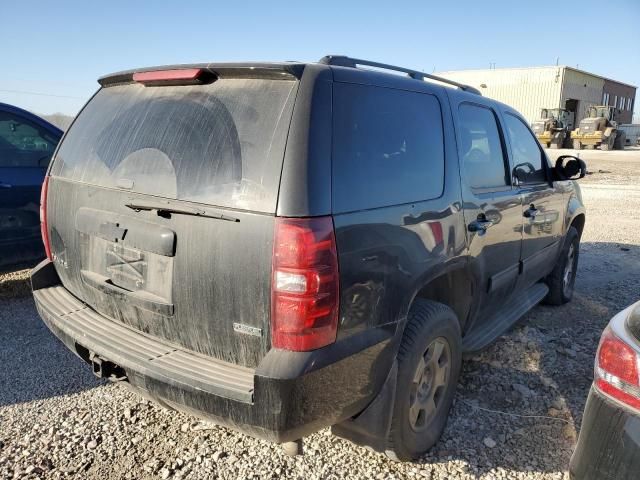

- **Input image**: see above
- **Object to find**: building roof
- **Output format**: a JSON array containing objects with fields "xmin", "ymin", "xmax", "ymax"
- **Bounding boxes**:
[{"xmin": 435, "ymin": 65, "xmax": 637, "ymax": 89}]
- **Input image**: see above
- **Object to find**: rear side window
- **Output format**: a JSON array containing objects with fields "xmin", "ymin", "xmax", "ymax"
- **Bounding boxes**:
[
  {"xmin": 51, "ymin": 79, "xmax": 298, "ymax": 212},
  {"xmin": 458, "ymin": 104, "xmax": 509, "ymax": 189},
  {"xmin": 332, "ymin": 83, "xmax": 444, "ymax": 213}
]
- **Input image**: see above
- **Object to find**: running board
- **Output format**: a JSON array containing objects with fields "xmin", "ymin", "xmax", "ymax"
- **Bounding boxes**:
[{"xmin": 462, "ymin": 283, "xmax": 549, "ymax": 353}]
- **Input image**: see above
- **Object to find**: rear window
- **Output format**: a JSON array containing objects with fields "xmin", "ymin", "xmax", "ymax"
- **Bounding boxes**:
[
  {"xmin": 332, "ymin": 83, "xmax": 445, "ymax": 213},
  {"xmin": 51, "ymin": 78, "xmax": 298, "ymax": 212}
]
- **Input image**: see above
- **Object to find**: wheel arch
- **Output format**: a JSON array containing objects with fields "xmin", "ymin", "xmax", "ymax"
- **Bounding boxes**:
[
  {"xmin": 565, "ymin": 185, "xmax": 586, "ymax": 238},
  {"xmin": 569, "ymin": 213, "xmax": 586, "ymax": 238},
  {"xmin": 403, "ymin": 261, "xmax": 475, "ymax": 336}
]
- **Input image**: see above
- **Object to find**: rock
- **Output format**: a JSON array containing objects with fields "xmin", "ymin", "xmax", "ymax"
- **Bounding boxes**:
[
  {"xmin": 563, "ymin": 424, "xmax": 577, "ymax": 442},
  {"xmin": 483, "ymin": 437, "xmax": 497, "ymax": 448},
  {"xmin": 565, "ymin": 348, "xmax": 578, "ymax": 358},
  {"xmin": 540, "ymin": 376, "xmax": 558, "ymax": 389},
  {"xmin": 180, "ymin": 423, "xmax": 190, "ymax": 433},
  {"xmin": 87, "ymin": 440, "xmax": 98, "ymax": 450},
  {"xmin": 191, "ymin": 421, "xmax": 217, "ymax": 432},
  {"xmin": 160, "ymin": 467, "xmax": 172, "ymax": 479},
  {"xmin": 551, "ymin": 398, "xmax": 564, "ymax": 410},
  {"xmin": 512, "ymin": 383, "xmax": 533, "ymax": 397},
  {"xmin": 212, "ymin": 451, "xmax": 227, "ymax": 462}
]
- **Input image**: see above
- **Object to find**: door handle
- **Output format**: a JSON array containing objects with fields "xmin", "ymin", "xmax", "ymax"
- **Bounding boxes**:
[
  {"xmin": 0, "ymin": 182, "xmax": 12, "ymax": 188},
  {"xmin": 468, "ymin": 216, "xmax": 494, "ymax": 233},
  {"xmin": 523, "ymin": 204, "xmax": 539, "ymax": 218}
]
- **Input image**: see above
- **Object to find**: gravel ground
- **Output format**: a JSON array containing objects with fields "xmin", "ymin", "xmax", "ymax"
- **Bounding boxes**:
[{"xmin": 1, "ymin": 149, "xmax": 639, "ymax": 480}]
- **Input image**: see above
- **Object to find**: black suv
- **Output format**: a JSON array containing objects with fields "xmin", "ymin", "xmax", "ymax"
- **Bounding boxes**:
[{"xmin": 31, "ymin": 56, "xmax": 586, "ymax": 461}]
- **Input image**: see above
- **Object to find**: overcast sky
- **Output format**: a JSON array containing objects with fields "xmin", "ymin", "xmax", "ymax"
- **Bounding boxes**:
[{"xmin": 1, "ymin": 0, "xmax": 638, "ymax": 119}]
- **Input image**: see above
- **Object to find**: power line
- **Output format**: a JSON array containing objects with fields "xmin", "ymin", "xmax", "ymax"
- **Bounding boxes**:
[{"xmin": 0, "ymin": 88, "xmax": 85, "ymax": 100}]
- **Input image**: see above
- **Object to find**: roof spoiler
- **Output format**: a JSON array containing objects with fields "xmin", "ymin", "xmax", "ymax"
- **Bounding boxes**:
[
  {"xmin": 98, "ymin": 62, "xmax": 306, "ymax": 87},
  {"xmin": 319, "ymin": 55, "xmax": 482, "ymax": 95}
]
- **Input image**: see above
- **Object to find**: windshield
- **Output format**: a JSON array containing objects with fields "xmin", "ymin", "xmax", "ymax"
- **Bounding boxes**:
[{"xmin": 51, "ymin": 78, "xmax": 298, "ymax": 212}]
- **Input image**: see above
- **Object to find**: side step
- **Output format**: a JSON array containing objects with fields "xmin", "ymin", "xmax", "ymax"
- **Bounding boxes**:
[{"xmin": 462, "ymin": 283, "xmax": 549, "ymax": 353}]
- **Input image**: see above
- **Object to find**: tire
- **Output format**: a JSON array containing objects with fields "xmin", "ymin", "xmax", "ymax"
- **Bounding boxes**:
[
  {"xmin": 385, "ymin": 300, "xmax": 462, "ymax": 461},
  {"xmin": 601, "ymin": 135, "xmax": 614, "ymax": 151},
  {"xmin": 544, "ymin": 226, "xmax": 580, "ymax": 305}
]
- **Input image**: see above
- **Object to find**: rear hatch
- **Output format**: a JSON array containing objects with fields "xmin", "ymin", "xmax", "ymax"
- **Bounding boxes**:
[{"xmin": 46, "ymin": 68, "xmax": 299, "ymax": 367}]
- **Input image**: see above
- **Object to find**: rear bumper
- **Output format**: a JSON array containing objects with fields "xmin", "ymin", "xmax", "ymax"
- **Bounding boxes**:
[
  {"xmin": 570, "ymin": 386, "xmax": 640, "ymax": 479},
  {"xmin": 31, "ymin": 260, "xmax": 394, "ymax": 443}
]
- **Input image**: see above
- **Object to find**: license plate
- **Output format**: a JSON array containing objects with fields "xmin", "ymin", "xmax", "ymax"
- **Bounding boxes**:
[{"xmin": 106, "ymin": 243, "xmax": 147, "ymax": 291}]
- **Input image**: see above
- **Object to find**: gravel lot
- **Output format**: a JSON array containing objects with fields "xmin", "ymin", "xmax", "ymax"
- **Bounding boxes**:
[{"xmin": 1, "ymin": 149, "xmax": 639, "ymax": 480}]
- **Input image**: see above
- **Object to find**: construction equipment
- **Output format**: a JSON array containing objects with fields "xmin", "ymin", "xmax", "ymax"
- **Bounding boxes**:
[
  {"xmin": 570, "ymin": 106, "xmax": 626, "ymax": 150},
  {"xmin": 531, "ymin": 108, "xmax": 575, "ymax": 149}
]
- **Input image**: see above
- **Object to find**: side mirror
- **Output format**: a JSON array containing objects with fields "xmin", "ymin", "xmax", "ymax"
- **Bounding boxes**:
[
  {"xmin": 554, "ymin": 155, "xmax": 587, "ymax": 180},
  {"xmin": 513, "ymin": 162, "xmax": 537, "ymax": 184}
]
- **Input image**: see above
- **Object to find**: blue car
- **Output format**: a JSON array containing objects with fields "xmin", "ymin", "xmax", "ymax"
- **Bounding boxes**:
[{"xmin": 0, "ymin": 103, "xmax": 63, "ymax": 270}]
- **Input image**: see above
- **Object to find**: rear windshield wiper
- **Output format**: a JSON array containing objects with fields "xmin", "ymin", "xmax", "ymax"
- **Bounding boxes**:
[{"xmin": 125, "ymin": 201, "xmax": 239, "ymax": 222}]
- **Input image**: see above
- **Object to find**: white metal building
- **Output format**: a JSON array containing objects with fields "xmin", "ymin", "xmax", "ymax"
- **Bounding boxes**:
[{"xmin": 435, "ymin": 66, "xmax": 636, "ymax": 126}]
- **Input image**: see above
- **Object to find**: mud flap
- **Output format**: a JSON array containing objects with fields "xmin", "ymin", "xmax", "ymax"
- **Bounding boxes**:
[{"xmin": 331, "ymin": 360, "xmax": 398, "ymax": 452}]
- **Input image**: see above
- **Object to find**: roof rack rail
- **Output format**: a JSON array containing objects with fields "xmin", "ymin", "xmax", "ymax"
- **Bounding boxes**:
[{"xmin": 318, "ymin": 55, "xmax": 481, "ymax": 95}]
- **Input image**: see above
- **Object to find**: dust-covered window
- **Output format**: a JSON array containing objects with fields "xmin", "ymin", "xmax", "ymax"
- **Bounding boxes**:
[{"xmin": 51, "ymin": 78, "xmax": 298, "ymax": 212}]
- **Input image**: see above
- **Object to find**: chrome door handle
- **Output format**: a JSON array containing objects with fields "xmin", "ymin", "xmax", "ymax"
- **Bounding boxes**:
[
  {"xmin": 523, "ymin": 205, "xmax": 539, "ymax": 218},
  {"xmin": 468, "ymin": 218, "xmax": 494, "ymax": 233}
]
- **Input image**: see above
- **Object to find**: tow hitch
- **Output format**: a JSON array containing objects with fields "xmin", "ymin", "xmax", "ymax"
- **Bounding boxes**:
[{"xmin": 89, "ymin": 352, "xmax": 127, "ymax": 381}]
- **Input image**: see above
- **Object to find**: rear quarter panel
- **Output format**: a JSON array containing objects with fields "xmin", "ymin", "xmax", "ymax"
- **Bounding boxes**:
[{"xmin": 331, "ymin": 77, "xmax": 468, "ymax": 343}]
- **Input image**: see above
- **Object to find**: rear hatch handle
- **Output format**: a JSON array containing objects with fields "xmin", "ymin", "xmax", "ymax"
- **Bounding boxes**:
[{"xmin": 125, "ymin": 201, "xmax": 239, "ymax": 222}]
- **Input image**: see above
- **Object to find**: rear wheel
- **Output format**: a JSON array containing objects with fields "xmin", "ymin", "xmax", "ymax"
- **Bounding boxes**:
[
  {"xmin": 385, "ymin": 300, "xmax": 461, "ymax": 461},
  {"xmin": 601, "ymin": 135, "xmax": 614, "ymax": 151},
  {"xmin": 614, "ymin": 132, "xmax": 626, "ymax": 150},
  {"xmin": 544, "ymin": 226, "xmax": 580, "ymax": 305}
]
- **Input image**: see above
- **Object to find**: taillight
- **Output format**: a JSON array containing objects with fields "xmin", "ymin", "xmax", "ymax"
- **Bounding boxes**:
[
  {"xmin": 271, "ymin": 217, "xmax": 339, "ymax": 351},
  {"xmin": 594, "ymin": 328, "xmax": 640, "ymax": 410},
  {"xmin": 39, "ymin": 176, "xmax": 52, "ymax": 261}
]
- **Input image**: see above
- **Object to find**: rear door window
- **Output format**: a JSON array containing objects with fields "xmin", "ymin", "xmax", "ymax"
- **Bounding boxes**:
[
  {"xmin": 457, "ymin": 104, "xmax": 509, "ymax": 189},
  {"xmin": 332, "ymin": 83, "xmax": 445, "ymax": 213},
  {"xmin": 51, "ymin": 78, "xmax": 298, "ymax": 212}
]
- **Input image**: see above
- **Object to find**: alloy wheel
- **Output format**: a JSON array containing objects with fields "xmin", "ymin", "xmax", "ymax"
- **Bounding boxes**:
[{"xmin": 408, "ymin": 337, "xmax": 451, "ymax": 432}]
